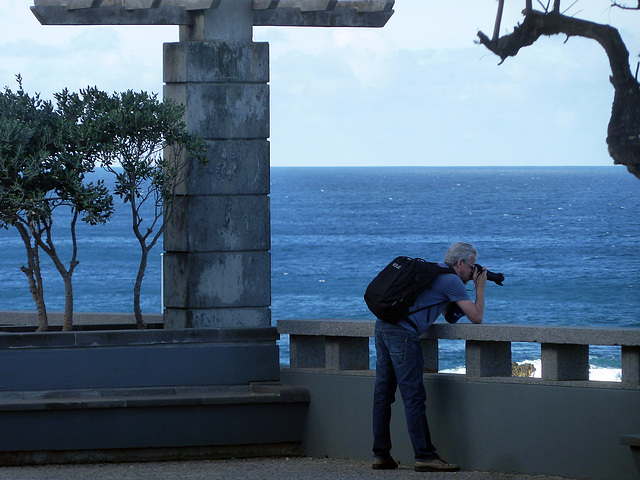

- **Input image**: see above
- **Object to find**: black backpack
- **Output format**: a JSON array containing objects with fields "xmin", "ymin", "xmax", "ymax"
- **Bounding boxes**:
[{"xmin": 364, "ymin": 256, "xmax": 455, "ymax": 324}]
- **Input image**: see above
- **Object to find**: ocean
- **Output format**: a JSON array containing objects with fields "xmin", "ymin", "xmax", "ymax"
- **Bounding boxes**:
[{"xmin": 0, "ymin": 167, "xmax": 638, "ymax": 380}]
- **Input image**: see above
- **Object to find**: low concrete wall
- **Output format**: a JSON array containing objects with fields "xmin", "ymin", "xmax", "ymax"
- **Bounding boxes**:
[
  {"xmin": 281, "ymin": 370, "xmax": 640, "ymax": 480},
  {"xmin": 0, "ymin": 327, "xmax": 279, "ymax": 390},
  {"xmin": 278, "ymin": 319, "xmax": 640, "ymax": 480},
  {"xmin": 0, "ymin": 321, "xmax": 310, "ymax": 463},
  {"xmin": 0, "ymin": 311, "xmax": 163, "ymax": 329}
]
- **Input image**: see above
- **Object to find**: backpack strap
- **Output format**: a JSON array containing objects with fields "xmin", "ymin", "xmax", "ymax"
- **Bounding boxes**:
[{"xmin": 404, "ymin": 265, "xmax": 457, "ymax": 331}]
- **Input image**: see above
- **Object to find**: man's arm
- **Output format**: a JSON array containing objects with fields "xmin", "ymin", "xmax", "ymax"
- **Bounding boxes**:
[{"xmin": 455, "ymin": 268, "xmax": 487, "ymax": 324}]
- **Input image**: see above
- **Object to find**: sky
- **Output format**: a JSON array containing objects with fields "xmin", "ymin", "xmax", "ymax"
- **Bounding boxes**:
[{"xmin": 1, "ymin": 1, "xmax": 639, "ymax": 167}]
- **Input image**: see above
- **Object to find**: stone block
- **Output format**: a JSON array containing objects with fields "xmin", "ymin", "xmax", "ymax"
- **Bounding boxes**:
[
  {"xmin": 288, "ymin": 335, "xmax": 368, "ymax": 370},
  {"xmin": 164, "ymin": 194, "xmax": 270, "ymax": 252},
  {"xmin": 171, "ymin": 139, "xmax": 270, "ymax": 196},
  {"xmin": 420, "ymin": 338, "xmax": 439, "ymax": 373},
  {"xmin": 325, "ymin": 337, "xmax": 369, "ymax": 370},
  {"xmin": 289, "ymin": 335, "xmax": 326, "ymax": 369},
  {"xmin": 466, "ymin": 340, "xmax": 512, "ymax": 377},
  {"xmin": 277, "ymin": 319, "xmax": 375, "ymax": 337},
  {"xmin": 163, "ymin": 251, "xmax": 270, "ymax": 308},
  {"xmin": 164, "ymin": 83, "xmax": 269, "ymax": 140},
  {"xmin": 164, "ymin": 306, "xmax": 271, "ymax": 329},
  {"xmin": 0, "ymin": 330, "xmax": 280, "ymax": 390},
  {"xmin": 164, "ymin": 41, "xmax": 269, "ymax": 83},
  {"xmin": 179, "ymin": 0, "xmax": 254, "ymax": 42},
  {"xmin": 541, "ymin": 343, "xmax": 589, "ymax": 381},
  {"xmin": 622, "ymin": 346, "xmax": 640, "ymax": 384}
]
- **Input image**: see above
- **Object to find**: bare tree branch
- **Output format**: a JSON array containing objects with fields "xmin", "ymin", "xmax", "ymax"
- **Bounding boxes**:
[
  {"xmin": 493, "ymin": 0, "xmax": 505, "ymax": 41},
  {"xmin": 477, "ymin": 7, "xmax": 640, "ymax": 179},
  {"xmin": 611, "ymin": 2, "xmax": 640, "ymax": 10}
]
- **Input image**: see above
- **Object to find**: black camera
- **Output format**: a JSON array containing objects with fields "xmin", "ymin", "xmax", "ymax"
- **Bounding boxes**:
[{"xmin": 473, "ymin": 264, "xmax": 505, "ymax": 286}]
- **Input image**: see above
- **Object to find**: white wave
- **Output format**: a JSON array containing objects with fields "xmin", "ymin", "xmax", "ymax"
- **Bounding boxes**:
[
  {"xmin": 439, "ymin": 366, "xmax": 466, "ymax": 375},
  {"xmin": 590, "ymin": 366, "xmax": 622, "ymax": 382},
  {"xmin": 439, "ymin": 359, "xmax": 622, "ymax": 382}
]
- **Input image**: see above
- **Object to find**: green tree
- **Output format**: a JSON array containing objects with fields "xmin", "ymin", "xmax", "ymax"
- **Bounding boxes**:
[
  {"xmin": 0, "ymin": 78, "xmax": 113, "ymax": 331},
  {"xmin": 0, "ymin": 78, "xmax": 55, "ymax": 330},
  {"xmin": 477, "ymin": 0, "xmax": 640, "ymax": 180},
  {"xmin": 94, "ymin": 90, "xmax": 205, "ymax": 328}
]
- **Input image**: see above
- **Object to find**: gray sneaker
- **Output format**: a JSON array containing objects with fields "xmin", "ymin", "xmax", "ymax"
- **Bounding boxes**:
[
  {"xmin": 372, "ymin": 456, "xmax": 398, "ymax": 470},
  {"xmin": 414, "ymin": 456, "xmax": 460, "ymax": 472}
]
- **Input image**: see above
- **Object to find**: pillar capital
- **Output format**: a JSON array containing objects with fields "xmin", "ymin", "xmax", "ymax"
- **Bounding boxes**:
[{"xmin": 180, "ymin": 0, "xmax": 253, "ymax": 42}]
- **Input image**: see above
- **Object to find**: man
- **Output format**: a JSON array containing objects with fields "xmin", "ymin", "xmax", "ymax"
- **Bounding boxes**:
[{"xmin": 372, "ymin": 242, "xmax": 486, "ymax": 472}]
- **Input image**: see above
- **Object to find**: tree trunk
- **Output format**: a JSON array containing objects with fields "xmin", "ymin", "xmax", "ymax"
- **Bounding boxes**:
[
  {"xmin": 16, "ymin": 223, "xmax": 48, "ymax": 331},
  {"xmin": 34, "ymin": 211, "xmax": 80, "ymax": 332},
  {"xmin": 133, "ymin": 247, "xmax": 148, "ymax": 329},
  {"xmin": 62, "ymin": 273, "xmax": 74, "ymax": 332}
]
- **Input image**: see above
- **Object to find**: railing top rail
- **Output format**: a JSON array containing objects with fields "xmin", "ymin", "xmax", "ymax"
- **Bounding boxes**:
[{"xmin": 277, "ymin": 319, "xmax": 640, "ymax": 347}]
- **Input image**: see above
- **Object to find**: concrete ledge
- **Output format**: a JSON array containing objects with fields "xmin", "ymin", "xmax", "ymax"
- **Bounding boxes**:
[
  {"xmin": 278, "ymin": 319, "xmax": 640, "ymax": 346},
  {"xmin": 0, "ymin": 383, "xmax": 309, "ymax": 457},
  {"xmin": 31, "ymin": 5, "xmax": 191, "ymax": 25},
  {"xmin": 0, "ymin": 327, "xmax": 280, "ymax": 390},
  {"xmin": 429, "ymin": 323, "xmax": 640, "ymax": 346},
  {"xmin": 0, "ymin": 383, "xmax": 309, "ymax": 412},
  {"xmin": 0, "ymin": 311, "xmax": 163, "ymax": 329},
  {"xmin": 278, "ymin": 319, "xmax": 640, "ymax": 385},
  {"xmin": 253, "ymin": 8, "xmax": 393, "ymax": 27},
  {"xmin": 0, "ymin": 326, "xmax": 278, "ymax": 348},
  {"xmin": 279, "ymin": 319, "xmax": 374, "ymax": 337}
]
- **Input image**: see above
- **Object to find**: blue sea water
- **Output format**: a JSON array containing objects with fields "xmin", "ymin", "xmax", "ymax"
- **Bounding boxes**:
[
  {"xmin": 0, "ymin": 166, "xmax": 638, "ymax": 377},
  {"xmin": 271, "ymin": 166, "xmax": 640, "ymax": 377}
]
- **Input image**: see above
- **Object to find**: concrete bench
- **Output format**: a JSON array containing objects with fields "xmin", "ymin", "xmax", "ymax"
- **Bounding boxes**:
[{"xmin": 0, "ymin": 327, "xmax": 309, "ymax": 464}]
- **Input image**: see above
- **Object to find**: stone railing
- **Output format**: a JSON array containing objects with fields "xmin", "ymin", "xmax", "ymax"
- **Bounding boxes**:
[{"xmin": 277, "ymin": 319, "xmax": 640, "ymax": 385}]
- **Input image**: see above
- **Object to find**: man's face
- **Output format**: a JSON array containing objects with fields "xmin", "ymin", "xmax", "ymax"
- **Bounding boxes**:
[{"xmin": 460, "ymin": 254, "xmax": 477, "ymax": 284}]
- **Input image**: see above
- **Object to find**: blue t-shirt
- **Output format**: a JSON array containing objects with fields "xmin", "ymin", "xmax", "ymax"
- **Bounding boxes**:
[{"xmin": 398, "ymin": 266, "xmax": 471, "ymax": 335}]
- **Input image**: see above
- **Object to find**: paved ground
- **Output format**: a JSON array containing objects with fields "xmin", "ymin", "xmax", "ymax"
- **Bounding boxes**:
[{"xmin": 0, "ymin": 457, "xmax": 578, "ymax": 480}]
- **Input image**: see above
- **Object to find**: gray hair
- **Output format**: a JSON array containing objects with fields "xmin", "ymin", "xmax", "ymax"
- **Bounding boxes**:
[{"xmin": 444, "ymin": 242, "xmax": 477, "ymax": 268}]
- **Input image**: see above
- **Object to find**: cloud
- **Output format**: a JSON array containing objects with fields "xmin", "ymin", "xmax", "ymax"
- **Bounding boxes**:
[{"xmin": 0, "ymin": 1, "xmax": 634, "ymax": 167}]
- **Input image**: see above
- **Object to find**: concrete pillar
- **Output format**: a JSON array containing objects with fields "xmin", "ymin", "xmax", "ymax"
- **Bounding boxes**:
[
  {"xmin": 466, "ymin": 340, "xmax": 512, "ymax": 377},
  {"xmin": 289, "ymin": 335, "xmax": 369, "ymax": 370},
  {"xmin": 622, "ymin": 346, "xmax": 640, "ymax": 385},
  {"xmin": 541, "ymin": 343, "xmax": 589, "ymax": 381},
  {"xmin": 420, "ymin": 338, "xmax": 439, "ymax": 373},
  {"xmin": 162, "ymin": 0, "xmax": 271, "ymax": 328}
]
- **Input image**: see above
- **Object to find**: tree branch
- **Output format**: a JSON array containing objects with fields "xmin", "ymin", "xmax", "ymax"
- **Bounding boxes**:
[
  {"xmin": 493, "ymin": 0, "xmax": 505, "ymax": 41},
  {"xmin": 477, "ymin": 7, "xmax": 640, "ymax": 179},
  {"xmin": 611, "ymin": 2, "xmax": 640, "ymax": 10},
  {"xmin": 478, "ymin": 10, "xmax": 634, "ymax": 85}
]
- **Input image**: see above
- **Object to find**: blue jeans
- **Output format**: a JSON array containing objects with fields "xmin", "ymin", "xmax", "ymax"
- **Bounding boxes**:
[{"xmin": 372, "ymin": 319, "xmax": 437, "ymax": 461}]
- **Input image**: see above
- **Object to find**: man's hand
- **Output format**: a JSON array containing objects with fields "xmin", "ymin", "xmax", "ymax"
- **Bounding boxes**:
[
  {"xmin": 473, "ymin": 265, "xmax": 487, "ymax": 290},
  {"xmin": 457, "ymin": 267, "xmax": 486, "ymax": 324}
]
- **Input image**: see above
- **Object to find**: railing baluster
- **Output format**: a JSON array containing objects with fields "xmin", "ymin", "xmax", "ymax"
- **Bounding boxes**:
[
  {"xmin": 325, "ymin": 336, "xmax": 369, "ymax": 370},
  {"xmin": 465, "ymin": 340, "xmax": 511, "ymax": 377},
  {"xmin": 541, "ymin": 343, "xmax": 589, "ymax": 381},
  {"xmin": 420, "ymin": 338, "xmax": 439, "ymax": 373},
  {"xmin": 289, "ymin": 334, "xmax": 369, "ymax": 370},
  {"xmin": 278, "ymin": 320, "xmax": 640, "ymax": 386},
  {"xmin": 622, "ymin": 346, "xmax": 640, "ymax": 385}
]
